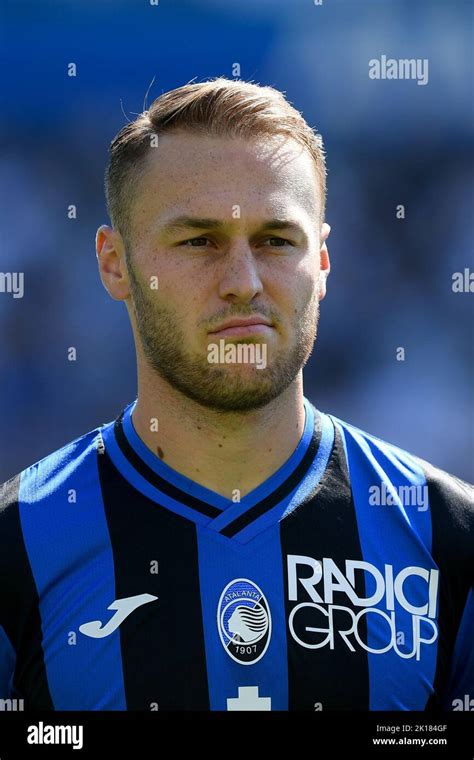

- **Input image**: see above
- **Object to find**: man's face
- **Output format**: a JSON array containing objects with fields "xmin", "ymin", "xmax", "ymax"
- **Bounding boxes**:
[{"xmin": 121, "ymin": 131, "xmax": 329, "ymax": 412}]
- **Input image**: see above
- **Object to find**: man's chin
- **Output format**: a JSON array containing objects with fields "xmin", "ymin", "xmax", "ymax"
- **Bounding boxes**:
[
  {"xmin": 175, "ymin": 372, "xmax": 286, "ymax": 413},
  {"xmin": 188, "ymin": 390, "xmax": 282, "ymax": 414}
]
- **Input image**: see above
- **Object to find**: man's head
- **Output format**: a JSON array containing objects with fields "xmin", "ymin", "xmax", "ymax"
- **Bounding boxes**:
[{"xmin": 97, "ymin": 78, "xmax": 331, "ymax": 412}]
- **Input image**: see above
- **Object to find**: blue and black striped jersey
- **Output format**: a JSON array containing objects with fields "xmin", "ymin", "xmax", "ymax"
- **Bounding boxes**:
[{"xmin": 0, "ymin": 398, "xmax": 473, "ymax": 711}]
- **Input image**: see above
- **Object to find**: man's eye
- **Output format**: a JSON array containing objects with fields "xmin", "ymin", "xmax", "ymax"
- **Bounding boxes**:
[
  {"xmin": 178, "ymin": 236, "xmax": 292, "ymax": 248},
  {"xmin": 180, "ymin": 237, "xmax": 210, "ymax": 247},
  {"xmin": 263, "ymin": 237, "xmax": 292, "ymax": 247}
]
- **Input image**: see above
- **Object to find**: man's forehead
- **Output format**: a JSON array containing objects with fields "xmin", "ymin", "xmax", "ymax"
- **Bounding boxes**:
[
  {"xmin": 141, "ymin": 131, "xmax": 317, "ymax": 186},
  {"xmin": 148, "ymin": 129, "xmax": 305, "ymax": 158},
  {"xmin": 134, "ymin": 132, "xmax": 321, "ymax": 226}
]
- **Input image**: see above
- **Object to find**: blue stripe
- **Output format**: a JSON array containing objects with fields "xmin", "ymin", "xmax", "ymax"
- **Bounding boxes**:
[
  {"xmin": 197, "ymin": 522, "xmax": 288, "ymax": 710},
  {"xmin": 363, "ymin": 434, "xmax": 432, "ymax": 551},
  {"xmin": 18, "ymin": 431, "xmax": 127, "ymax": 710},
  {"xmin": 331, "ymin": 417, "xmax": 438, "ymax": 710},
  {"xmin": 281, "ymin": 412, "xmax": 335, "ymax": 519}
]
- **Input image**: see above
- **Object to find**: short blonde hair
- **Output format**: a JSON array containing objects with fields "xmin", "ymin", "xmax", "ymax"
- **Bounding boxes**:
[{"xmin": 105, "ymin": 77, "xmax": 327, "ymax": 248}]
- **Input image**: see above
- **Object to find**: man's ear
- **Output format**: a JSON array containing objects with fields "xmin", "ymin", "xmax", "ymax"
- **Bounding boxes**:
[
  {"xmin": 318, "ymin": 223, "xmax": 331, "ymax": 301},
  {"xmin": 96, "ymin": 225, "xmax": 130, "ymax": 301}
]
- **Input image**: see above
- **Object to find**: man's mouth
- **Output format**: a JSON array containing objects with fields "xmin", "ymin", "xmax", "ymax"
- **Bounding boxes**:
[{"xmin": 208, "ymin": 317, "xmax": 274, "ymax": 338}]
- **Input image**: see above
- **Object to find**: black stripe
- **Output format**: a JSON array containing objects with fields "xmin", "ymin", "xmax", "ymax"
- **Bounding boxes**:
[
  {"xmin": 98, "ymin": 452, "xmax": 210, "ymax": 710},
  {"xmin": 415, "ymin": 459, "xmax": 474, "ymax": 711},
  {"xmin": 219, "ymin": 410, "xmax": 323, "ymax": 538},
  {"xmin": 114, "ymin": 415, "xmax": 221, "ymax": 519},
  {"xmin": 0, "ymin": 475, "xmax": 54, "ymax": 709},
  {"xmin": 280, "ymin": 424, "xmax": 369, "ymax": 710}
]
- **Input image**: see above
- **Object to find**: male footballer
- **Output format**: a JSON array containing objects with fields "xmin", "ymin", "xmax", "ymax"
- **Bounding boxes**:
[{"xmin": 1, "ymin": 78, "xmax": 472, "ymax": 711}]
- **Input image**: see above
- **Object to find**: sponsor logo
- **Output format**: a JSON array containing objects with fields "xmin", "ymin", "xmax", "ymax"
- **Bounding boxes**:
[
  {"xmin": 287, "ymin": 556, "xmax": 439, "ymax": 660},
  {"xmin": 79, "ymin": 593, "xmax": 158, "ymax": 638}
]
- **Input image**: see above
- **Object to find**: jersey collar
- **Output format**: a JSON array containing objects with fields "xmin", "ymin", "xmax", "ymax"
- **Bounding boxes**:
[{"xmin": 100, "ymin": 397, "xmax": 334, "ymax": 543}]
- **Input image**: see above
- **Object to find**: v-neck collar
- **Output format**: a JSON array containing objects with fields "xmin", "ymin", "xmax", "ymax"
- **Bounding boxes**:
[{"xmin": 100, "ymin": 396, "xmax": 335, "ymax": 543}]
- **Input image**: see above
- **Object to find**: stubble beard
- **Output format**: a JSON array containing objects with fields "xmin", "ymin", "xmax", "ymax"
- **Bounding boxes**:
[{"xmin": 127, "ymin": 260, "xmax": 319, "ymax": 413}]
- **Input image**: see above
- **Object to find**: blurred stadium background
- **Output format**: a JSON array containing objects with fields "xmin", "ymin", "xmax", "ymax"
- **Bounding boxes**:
[{"xmin": 1, "ymin": 0, "xmax": 473, "ymax": 481}]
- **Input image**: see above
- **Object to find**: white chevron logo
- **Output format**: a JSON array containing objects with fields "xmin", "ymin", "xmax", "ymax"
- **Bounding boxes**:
[{"xmin": 79, "ymin": 593, "xmax": 158, "ymax": 638}]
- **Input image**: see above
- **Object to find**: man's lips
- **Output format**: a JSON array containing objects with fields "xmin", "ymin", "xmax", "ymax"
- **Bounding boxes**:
[
  {"xmin": 208, "ymin": 317, "xmax": 274, "ymax": 338},
  {"xmin": 210, "ymin": 324, "xmax": 273, "ymax": 338}
]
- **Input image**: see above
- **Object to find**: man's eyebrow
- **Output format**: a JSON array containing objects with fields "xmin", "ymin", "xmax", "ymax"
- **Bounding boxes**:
[{"xmin": 159, "ymin": 216, "xmax": 306, "ymax": 235}]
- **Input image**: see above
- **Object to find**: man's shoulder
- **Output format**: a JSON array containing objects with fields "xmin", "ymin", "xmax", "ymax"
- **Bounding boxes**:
[
  {"xmin": 409, "ymin": 452, "xmax": 474, "ymax": 534},
  {"xmin": 0, "ymin": 423, "xmax": 107, "ymax": 516},
  {"xmin": 328, "ymin": 412, "xmax": 474, "ymax": 519}
]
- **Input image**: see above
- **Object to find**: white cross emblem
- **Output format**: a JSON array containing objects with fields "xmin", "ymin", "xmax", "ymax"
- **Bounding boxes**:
[{"xmin": 227, "ymin": 686, "xmax": 271, "ymax": 711}]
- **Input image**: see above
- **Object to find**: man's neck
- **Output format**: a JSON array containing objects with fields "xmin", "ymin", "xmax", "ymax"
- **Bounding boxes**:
[{"xmin": 131, "ymin": 373, "xmax": 306, "ymax": 500}]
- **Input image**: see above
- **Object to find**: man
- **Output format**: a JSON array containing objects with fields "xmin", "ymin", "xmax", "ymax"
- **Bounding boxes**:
[{"xmin": 0, "ymin": 78, "xmax": 472, "ymax": 711}]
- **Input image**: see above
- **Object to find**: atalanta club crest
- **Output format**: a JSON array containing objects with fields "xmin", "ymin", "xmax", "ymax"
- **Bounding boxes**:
[{"xmin": 217, "ymin": 578, "xmax": 271, "ymax": 665}]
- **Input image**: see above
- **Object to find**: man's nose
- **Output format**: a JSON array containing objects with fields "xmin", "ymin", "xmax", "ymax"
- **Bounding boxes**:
[{"xmin": 217, "ymin": 245, "xmax": 264, "ymax": 303}]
